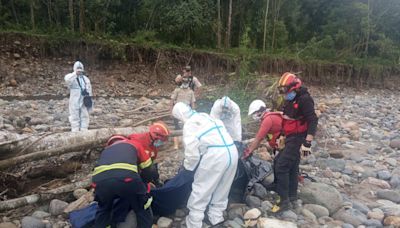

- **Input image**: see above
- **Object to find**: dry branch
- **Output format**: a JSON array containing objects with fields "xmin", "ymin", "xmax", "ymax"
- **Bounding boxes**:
[
  {"xmin": 0, "ymin": 128, "xmax": 182, "ymax": 170},
  {"xmin": 0, "ymin": 178, "xmax": 91, "ymax": 212}
]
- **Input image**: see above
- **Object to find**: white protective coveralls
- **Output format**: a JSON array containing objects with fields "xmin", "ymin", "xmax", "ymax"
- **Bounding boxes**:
[
  {"xmin": 172, "ymin": 102, "xmax": 238, "ymax": 228},
  {"xmin": 64, "ymin": 61, "xmax": 92, "ymax": 132},
  {"xmin": 210, "ymin": 96, "xmax": 242, "ymax": 142}
]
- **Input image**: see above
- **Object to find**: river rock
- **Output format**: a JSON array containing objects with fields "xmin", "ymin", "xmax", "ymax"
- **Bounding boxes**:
[
  {"xmin": 363, "ymin": 219, "xmax": 382, "ymax": 227},
  {"xmin": 360, "ymin": 177, "xmax": 390, "ymax": 189},
  {"xmin": 389, "ymin": 139, "xmax": 400, "ymax": 149},
  {"xmin": 377, "ymin": 170, "xmax": 391, "ymax": 180},
  {"xmin": 352, "ymin": 201, "xmax": 370, "ymax": 214},
  {"xmin": 21, "ymin": 216, "xmax": 46, "ymax": 228},
  {"xmin": 376, "ymin": 190, "xmax": 400, "ymax": 203},
  {"xmin": 157, "ymin": 217, "xmax": 173, "ymax": 228},
  {"xmin": 376, "ymin": 199, "xmax": 400, "ymax": 216},
  {"xmin": 390, "ymin": 175, "xmax": 400, "ymax": 189},
  {"xmin": 315, "ymin": 158, "xmax": 345, "ymax": 172},
  {"xmin": 31, "ymin": 211, "xmax": 50, "ymax": 219},
  {"xmin": 303, "ymin": 204, "xmax": 330, "ymax": 218},
  {"xmin": 383, "ymin": 216, "xmax": 400, "ymax": 226},
  {"xmin": 301, "ymin": 208, "xmax": 317, "ymax": 221},
  {"xmin": 245, "ymin": 195, "xmax": 261, "ymax": 208},
  {"xmin": 0, "ymin": 222, "xmax": 17, "ymax": 228},
  {"xmin": 49, "ymin": 199, "xmax": 68, "ymax": 216},
  {"xmin": 228, "ymin": 204, "xmax": 246, "ymax": 220},
  {"xmin": 253, "ymin": 183, "xmax": 267, "ymax": 199},
  {"xmin": 257, "ymin": 217, "xmax": 297, "ymax": 228},
  {"xmin": 385, "ymin": 158, "xmax": 397, "ymax": 167},
  {"xmin": 243, "ymin": 208, "xmax": 261, "ymax": 226},
  {"xmin": 280, "ymin": 210, "xmax": 297, "ymax": 221},
  {"xmin": 367, "ymin": 208, "xmax": 384, "ymax": 221},
  {"xmin": 299, "ymin": 183, "xmax": 343, "ymax": 215},
  {"xmin": 342, "ymin": 223, "xmax": 354, "ymax": 228},
  {"xmin": 73, "ymin": 188, "xmax": 88, "ymax": 199},
  {"xmin": 332, "ymin": 208, "xmax": 367, "ymax": 227}
]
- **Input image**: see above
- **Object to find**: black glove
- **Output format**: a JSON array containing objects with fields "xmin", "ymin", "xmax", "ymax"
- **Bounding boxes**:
[{"xmin": 300, "ymin": 140, "xmax": 312, "ymax": 158}]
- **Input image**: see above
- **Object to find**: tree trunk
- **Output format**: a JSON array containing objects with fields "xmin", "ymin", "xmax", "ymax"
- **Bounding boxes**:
[
  {"xmin": 217, "ymin": 0, "xmax": 222, "ymax": 49},
  {"xmin": 263, "ymin": 0, "xmax": 270, "ymax": 53},
  {"xmin": 69, "ymin": 0, "xmax": 74, "ymax": 32},
  {"xmin": 364, "ymin": 0, "xmax": 370, "ymax": 58},
  {"xmin": 225, "ymin": 0, "xmax": 233, "ymax": 49},
  {"xmin": 10, "ymin": 0, "xmax": 19, "ymax": 24},
  {"xmin": 79, "ymin": 0, "xmax": 85, "ymax": 34},
  {"xmin": 271, "ymin": 0, "xmax": 281, "ymax": 51},
  {"xmin": 47, "ymin": 0, "xmax": 52, "ymax": 26},
  {"xmin": 30, "ymin": 0, "xmax": 35, "ymax": 30}
]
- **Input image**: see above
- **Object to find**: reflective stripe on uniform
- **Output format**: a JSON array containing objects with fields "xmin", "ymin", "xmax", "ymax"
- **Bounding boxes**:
[
  {"xmin": 207, "ymin": 143, "xmax": 235, "ymax": 148},
  {"xmin": 197, "ymin": 126, "xmax": 223, "ymax": 140},
  {"xmin": 139, "ymin": 158, "xmax": 152, "ymax": 169},
  {"xmin": 144, "ymin": 196, "xmax": 153, "ymax": 209},
  {"xmin": 93, "ymin": 163, "xmax": 138, "ymax": 176}
]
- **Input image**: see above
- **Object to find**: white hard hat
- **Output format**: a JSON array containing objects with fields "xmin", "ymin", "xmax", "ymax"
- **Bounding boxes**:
[{"xmin": 248, "ymin": 100, "xmax": 266, "ymax": 116}]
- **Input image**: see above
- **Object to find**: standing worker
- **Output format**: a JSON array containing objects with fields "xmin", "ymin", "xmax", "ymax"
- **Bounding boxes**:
[
  {"xmin": 175, "ymin": 65, "xmax": 202, "ymax": 97},
  {"xmin": 210, "ymin": 96, "xmax": 242, "ymax": 143},
  {"xmin": 271, "ymin": 72, "xmax": 318, "ymax": 213},
  {"xmin": 64, "ymin": 61, "xmax": 93, "ymax": 132},
  {"xmin": 92, "ymin": 122, "xmax": 170, "ymax": 227},
  {"xmin": 172, "ymin": 102, "xmax": 238, "ymax": 227}
]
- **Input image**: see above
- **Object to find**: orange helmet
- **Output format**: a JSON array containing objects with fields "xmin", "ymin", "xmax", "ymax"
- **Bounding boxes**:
[
  {"xmin": 149, "ymin": 121, "xmax": 170, "ymax": 141},
  {"xmin": 106, "ymin": 135, "xmax": 128, "ymax": 146},
  {"xmin": 278, "ymin": 72, "xmax": 302, "ymax": 94}
]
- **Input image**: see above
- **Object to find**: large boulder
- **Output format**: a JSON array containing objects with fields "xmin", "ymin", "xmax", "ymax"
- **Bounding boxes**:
[
  {"xmin": 299, "ymin": 183, "xmax": 343, "ymax": 215},
  {"xmin": 257, "ymin": 217, "xmax": 297, "ymax": 228},
  {"xmin": 49, "ymin": 199, "xmax": 68, "ymax": 216},
  {"xmin": 303, "ymin": 204, "xmax": 330, "ymax": 218},
  {"xmin": 332, "ymin": 208, "xmax": 367, "ymax": 227}
]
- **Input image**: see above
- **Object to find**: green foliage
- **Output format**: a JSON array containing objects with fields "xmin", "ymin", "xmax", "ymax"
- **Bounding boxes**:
[{"xmin": 0, "ymin": 0, "xmax": 399, "ymax": 66}]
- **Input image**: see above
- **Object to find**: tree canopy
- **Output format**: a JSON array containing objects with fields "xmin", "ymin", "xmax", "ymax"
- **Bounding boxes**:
[{"xmin": 1, "ymin": 0, "xmax": 399, "ymax": 65}]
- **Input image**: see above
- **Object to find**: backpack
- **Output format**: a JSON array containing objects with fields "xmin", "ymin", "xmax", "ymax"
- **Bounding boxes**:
[{"xmin": 76, "ymin": 77, "xmax": 93, "ymax": 109}]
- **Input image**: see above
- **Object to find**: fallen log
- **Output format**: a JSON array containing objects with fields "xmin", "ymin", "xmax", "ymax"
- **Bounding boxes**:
[
  {"xmin": 0, "ymin": 178, "xmax": 91, "ymax": 212},
  {"xmin": 0, "ymin": 129, "xmax": 182, "ymax": 170},
  {"xmin": 0, "ymin": 126, "xmax": 160, "ymax": 158}
]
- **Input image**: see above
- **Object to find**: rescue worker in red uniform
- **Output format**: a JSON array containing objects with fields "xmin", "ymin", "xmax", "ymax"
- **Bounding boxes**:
[
  {"xmin": 245, "ymin": 99, "xmax": 284, "ymax": 155},
  {"xmin": 272, "ymin": 72, "xmax": 318, "ymax": 213},
  {"xmin": 92, "ymin": 122, "xmax": 170, "ymax": 228}
]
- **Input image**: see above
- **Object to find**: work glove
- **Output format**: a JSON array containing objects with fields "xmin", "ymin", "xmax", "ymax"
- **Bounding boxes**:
[
  {"xmin": 300, "ymin": 140, "xmax": 312, "ymax": 159},
  {"xmin": 242, "ymin": 148, "xmax": 252, "ymax": 159}
]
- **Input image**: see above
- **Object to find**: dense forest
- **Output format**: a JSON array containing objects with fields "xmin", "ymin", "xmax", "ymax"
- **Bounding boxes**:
[{"xmin": 0, "ymin": 0, "xmax": 400, "ymax": 66}]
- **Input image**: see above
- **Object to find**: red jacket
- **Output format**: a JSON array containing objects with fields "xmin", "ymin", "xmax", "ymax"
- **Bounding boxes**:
[{"xmin": 256, "ymin": 112, "xmax": 283, "ymax": 149}]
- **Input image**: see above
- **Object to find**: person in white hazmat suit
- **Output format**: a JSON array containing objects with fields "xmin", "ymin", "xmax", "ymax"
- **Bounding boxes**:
[
  {"xmin": 64, "ymin": 61, "xmax": 92, "ymax": 132},
  {"xmin": 172, "ymin": 102, "xmax": 238, "ymax": 227},
  {"xmin": 210, "ymin": 96, "xmax": 242, "ymax": 142}
]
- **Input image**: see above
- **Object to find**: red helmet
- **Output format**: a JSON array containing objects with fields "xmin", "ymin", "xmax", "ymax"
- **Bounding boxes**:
[
  {"xmin": 106, "ymin": 135, "xmax": 128, "ymax": 146},
  {"xmin": 278, "ymin": 72, "xmax": 302, "ymax": 94},
  {"xmin": 149, "ymin": 121, "xmax": 170, "ymax": 141}
]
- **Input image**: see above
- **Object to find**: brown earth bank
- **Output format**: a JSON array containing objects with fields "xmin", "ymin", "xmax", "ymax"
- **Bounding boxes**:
[{"xmin": 0, "ymin": 32, "xmax": 399, "ymax": 96}]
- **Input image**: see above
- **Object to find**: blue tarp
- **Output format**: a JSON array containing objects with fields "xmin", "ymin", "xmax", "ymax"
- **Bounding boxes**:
[
  {"xmin": 68, "ymin": 170, "xmax": 194, "ymax": 227},
  {"xmin": 150, "ymin": 169, "xmax": 194, "ymax": 216}
]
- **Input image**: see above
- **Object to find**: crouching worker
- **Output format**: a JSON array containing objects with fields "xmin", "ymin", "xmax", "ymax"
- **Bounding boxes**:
[
  {"xmin": 172, "ymin": 102, "xmax": 238, "ymax": 228},
  {"xmin": 91, "ymin": 122, "xmax": 170, "ymax": 228},
  {"xmin": 244, "ymin": 99, "xmax": 284, "ymax": 157}
]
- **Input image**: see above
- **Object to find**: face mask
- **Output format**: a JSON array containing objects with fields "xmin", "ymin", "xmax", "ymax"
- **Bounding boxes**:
[
  {"xmin": 285, "ymin": 91, "xmax": 297, "ymax": 101},
  {"xmin": 153, "ymin": 139, "xmax": 164, "ymax": 148},
  {"xmin": 220, "ymin": 110, "xmax": 232, "ymax": 120},
  {"xmin": 252, "ymin": 112, "xmax": 263, "ymax": 121},
  {"xmin": 180, "ymin": 82, "xmax": 189, "ymax": 89}
]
